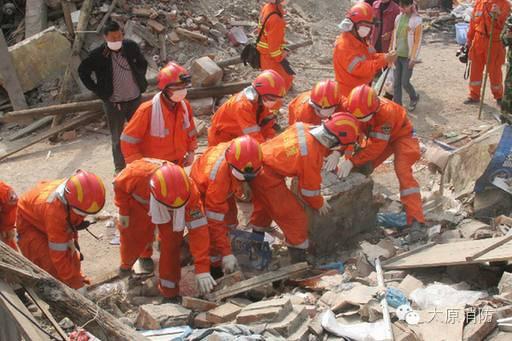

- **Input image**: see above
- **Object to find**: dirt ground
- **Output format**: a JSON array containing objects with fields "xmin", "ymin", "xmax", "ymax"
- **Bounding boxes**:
[{"xmin": 0, "ymin": 0, "xmax": 503, "ymax": 282}]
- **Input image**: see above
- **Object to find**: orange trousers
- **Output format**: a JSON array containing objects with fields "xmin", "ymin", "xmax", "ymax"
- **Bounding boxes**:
[
  {"xmin": 372, "ymin": 135, "xmax": 424, "ymax": 224},
  {"xmin": 250, "ymin": 169, "xmax": 309, "ymax": 248},
  {"xmin": 1, "ymin": 230, "xmax": 18, "ymax": 250},
  {"xmin": 118, "ymin": 203, "xmax": 184, "ymax": 298},
  {"xmin": 260, "ymin": 55, "xmax": 294, "ymax": 91},
  {"xmin": 469, "ymin": 34, "xmax": 505, "ymax": 100},
  {"xmin": 208, "ymin": 197, "xmax": 238, "ymax": 267}
]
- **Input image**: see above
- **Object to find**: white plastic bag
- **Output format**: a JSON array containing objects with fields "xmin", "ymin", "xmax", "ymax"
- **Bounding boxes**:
[
  {"xmin": 410, "ymin": 283, "xmax": 487, "ymax": 309},
  {"xmin": 321, "ymin": 310, "xmax": 389, "ymax": 341}
]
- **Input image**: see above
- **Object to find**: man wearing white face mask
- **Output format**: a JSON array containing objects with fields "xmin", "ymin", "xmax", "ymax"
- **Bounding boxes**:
[
  {"xmin": 333, "ymin": 2, "xmax": 397, "ymax": 97},
  {"xmin": 79, "ymin": 20, "xmax": 148, "ymax": 174}
]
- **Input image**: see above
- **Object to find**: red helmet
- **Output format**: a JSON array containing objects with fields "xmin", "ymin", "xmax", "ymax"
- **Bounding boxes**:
[
  {"xmin": 346, "ymin": 2, "xmax": 374, "ymax": 24},
  {"xmin": 157, "ymin": 62, "xmax": 191, "ymax": 90},
  {"xmin": 310, "ymin": 80, "xmax": 341, "ymax": 109},
  {"xmin": 65, "ymin": 170, "xmax": 106, "ymax": 214},
  {"xmin": 323, "ymin": 112, "xmax": 360, "ymax": 146},
  {"xmin": 225, "ymin": 136, "xmax": 263, "ymax": 181},
  {"xmin": 252, "ymin": 70, "xmax": 286, "ymax": 98},
  {"xmin": 150, "ymin": 163, "xmax": 191, "ymax": 209},
  {"xmin": 347, "ymin": 85, "xmax": 380, "ymax": 120}
]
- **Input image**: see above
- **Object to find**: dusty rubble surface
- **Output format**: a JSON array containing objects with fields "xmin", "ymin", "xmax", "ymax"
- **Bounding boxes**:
[{"xmin": 1, "ymin": 0, "xmax": 512, "ymax": 340}]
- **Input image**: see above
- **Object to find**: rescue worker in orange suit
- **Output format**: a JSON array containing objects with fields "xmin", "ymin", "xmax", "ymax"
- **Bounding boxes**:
[
  {"xmin": 120, "ymin": 62, "xmax": 197, "ymax": 271},
  {"xmin": 0, "ymin": 180, "xmax": 18, "ymax": 250},
  {"xmin": 333, "ymin": 2, "xmax": 397, "ymax": 97},
  {"xmin": 16, "ymin": 171, "xmax": 106, "ymax": 293},
  {"xmin": 257, "ymin": 0, "xmax": 294, "ymax": 91},
  {"xmin": 288, "ymin": 80, "xmax": 345, "ymax": 126},
  {"xmin": 191, "ymin": 136, "xmax": 262, "ymax": 278},
  {"xmin": 113, "ymin": 161, "xmax": 214, "ymax": 300},
  {"xmin": 465, "ymin": 0, "xmax": 510, "ymax": 105},
  {"xmin": 249, "ymin": 113, "xmax": 360, "ymax": 262},
  {"xmin": 339, "ymin": 85, "xmax": 426, "ymax": 243},
  {"xmin": 208, "ymin": 70, "xmax": 286, "ymax": 147}
]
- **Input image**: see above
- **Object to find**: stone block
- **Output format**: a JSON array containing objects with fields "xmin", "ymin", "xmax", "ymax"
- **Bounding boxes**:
[
  {"xmin": 9, "ymin": 27, "xmax": 71, "ymax": 92},
  {"xmin": 190, "ymin": 56, "xmax": 223, "ymax": 87},
  {"xmin": 236, "ymin": 298, "xmax": 292, "ymax": 325},
  {"xmin": 308, "ymin": 173, "xmax": 378, "ymax": 257},
  {"xmin": 135, "ymin": 303, "xmax": 191, "ymax": 330},
  {"xmin": 182, "ymin": 296, "xmax": 218, "ymax": 312},
  {"xmin": 205, "ymin": 302, "xmax": 241, "ymax": 324}
]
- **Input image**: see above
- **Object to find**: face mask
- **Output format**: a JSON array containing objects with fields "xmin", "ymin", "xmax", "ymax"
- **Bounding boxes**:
[
  {"xmin": 231, "ymin": 168, "xmax": 247, "ymax": 181},
  {"xmin": 170, "ymin": 89, "xmax": 187, "ymax": 102},
  {"xmin": 107, "ymin": 41, "xmax": 122, "ymax": 51},
  {"xmin": 72, "ymin": 208, "xmax": 88, "ymax": 217},
  {"xmin": 357, "ymin": 26, "xmax": 372, "ymax": 38},
  {"xmin": 316, "ymin": 107, "xmax": 336, "ymax": 118},
  {"xmin": 359, "ymin": 114, "xmax": 374, "ymax": 122}
]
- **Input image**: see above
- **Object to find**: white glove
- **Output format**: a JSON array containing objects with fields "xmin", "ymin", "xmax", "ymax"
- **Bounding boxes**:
[
  {"xmin": 318, "ymin": 198, "xmax": 331, "ymax": 216},
  {"xmin": 196, "ymin": 273, "xmax": 216, "ymax": 295},
  {"xmin": 337, "ymin": 157, "xmax": 354, "ymax": 178},
  {"xmin": 77, "ymin": 286, "xmax": 87, "ymax": 295},
  {"xmin": 222, "ymin": 254, "xmax": 238, "ymax": 274},
  {"xmin": 183, "ymin": 152, "xmax": 195, "ymax": 167},
  {"xmin": 118, "ymin": 214, "xmax": 129, "ymax": 228},
  {"xmin": 324, "ymin": 151, "xmax": 341, "ymax": 172}
]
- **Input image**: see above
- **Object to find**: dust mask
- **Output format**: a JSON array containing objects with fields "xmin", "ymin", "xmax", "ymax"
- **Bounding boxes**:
[
  {"xmin": 170, "ymin": 89, "xmax": 187, "ymax": 102},
  {"xmin": 231, "ymin": 168, "xmax": 246, "ymax": 181},
  {"xmin": 107, "ymin": 41, "xmax": 122, "ymax": 51},
  {"xmin": 357, "ymin": 26, "xmax": 371, "ymax": 38},
  {"xmin": 316, "ymin": 107, "xmax": 336, "ymax": 118}
]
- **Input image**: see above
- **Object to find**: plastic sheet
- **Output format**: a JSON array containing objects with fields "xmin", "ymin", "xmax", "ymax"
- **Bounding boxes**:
[
  {"xmin": 410, "ymin": 283, "xmax": 487, "ymax": 309},
  {"xmin": 321, "ymin": 310, "xmax": 389, "ymax": 341}
]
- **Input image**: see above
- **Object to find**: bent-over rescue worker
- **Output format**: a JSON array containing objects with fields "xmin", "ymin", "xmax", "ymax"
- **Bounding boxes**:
[
  {"xmin": 121, "ymin": 62, "xmax": 197, "ymax": 166},
  {"xmin": 341, "ymin": 85, "xmax": 426, "ymax": 243},
  {"xmin": 465, "ymin": 0, "xmax": 510, "ymax": 105},
  {"xmin": 250, "ymin": 113, "xmax": 360, "ymax": 262},
  {"xmin": 257, "ymin": 0, "xmax": 294, "ymax": 90},
  {"xmin": 208, "ymin": 70, "xmax": 286, "ymax": 147},
  {"xmin": 0, "ymin": 180, "xmax": 18, "ymax": 250},
  {"xmin": 334, "ymin": 2, "xmax": 397, "ymax": 97},
  {"xmin": 191, "ymin": 136, "xmax": 262, "ymax": 278},
  {"xmin": 288, "ymin": 80, "xmax": 345, "ymax": 126},
  {"xmin": 16, "ymin": 171, "xmax": 106, "ymax": 293},
  {"xmin": 113, "ymin": 160, "xmax": 214, "ymax": 300}
]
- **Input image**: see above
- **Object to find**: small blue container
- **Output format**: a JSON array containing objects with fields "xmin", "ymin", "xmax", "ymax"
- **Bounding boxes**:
[{"xmin": 455, "ymin": 22, "xmax": 469, "ymax": 45}]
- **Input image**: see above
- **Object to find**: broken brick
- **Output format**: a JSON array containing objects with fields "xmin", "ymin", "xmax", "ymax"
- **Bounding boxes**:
[
  {"xmin": 205, "ymin": 303, "xmax": 241, "ymax": 324},
  {"xmin": 148, "ymin": 19, "xmax": 166, "ymax": 34},
  {"xmin": 236, "ymin": 298, "xmax": 292, "ymax": 325},
  {"xmin": 181, "ymin": 296, "xmax": 218, "ymax": 312},
  {"xmin": 135, "ymin": 303, "xmax": 191, "ymax": 329},
  {"xmin": 193, "ymin": 312, "xmax": 213, "ymax": 329},
  {"xmin": 132, "ymin": 7, "xmax": 153, "ymax": 17},
  {"xmin": 398, "ymin": 274, "xmax": 424, "ymax": 297}
]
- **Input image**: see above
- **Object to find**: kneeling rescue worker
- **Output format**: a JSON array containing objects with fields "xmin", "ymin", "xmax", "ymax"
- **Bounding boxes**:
[
  {"xmin": 113, "ymin": 160, "xmax": 214, "ymax": 300},
  {"xmin": 341, "ymin": 85, "xmax": 426, "ymax": 243},
  {"xmin": 288, "ymin": 80, "xmax": 344, "ymax": 126},
  {"xmin": 208, "ymin": 70, "xmax": 286, "ymax": 146},
  {"xmin": 0, "ymin": 180, "xmax": 18, "ymax": 250},
  {"xmin": 16, "ymin": 171, "xmax": 106, "ymax": 293},
  {"xmin": 249, "ymin": 113, "xmax": 360, "ymax": 262},
  {"xmin": 191, "ymin": 136, "xmax": 262, "ymax": 278}
]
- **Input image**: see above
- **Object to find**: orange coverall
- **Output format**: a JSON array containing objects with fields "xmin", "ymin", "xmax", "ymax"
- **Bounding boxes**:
[
  {"xmin": 121, "ymin": 98, "xmax": 198, "ymax": 165},
  {"xmin": 333, "ymin": 32, "xmax": 388, "ymax": 97},
  {"xmin": 190, "ymin": 142, "xmax": 243, "ymax": 266},
  {"xmin": 16, "ymin": 180, "xmax": 88, "ymax": 289},
  {"xmin": 288, "ymin": 91, "xmax": 345, "ymax": 125},
  {"xmin": 208, "ymin": 90, "xmax": 277, "ymax": 147},
  {"xmin": 0, "ymin": 181, "xmax": 18, "ymax": 250},
  {"xmin": 256, "ymin": 3, "xmax": 293, "ymax": 90},
  {"xmin": 467, "ymin": 0, "xmax": 510, "ymax": 101},
  {"xmin": 113, "ymin": 158, "xmax": 210, "ymax": 298},
  {"xmin": 351, "ymin": 98, "xmax": 424, "ymax": 225},
  {"xmin": 250, "ymin": 123, "xmax": 330, "ymax": 248}
]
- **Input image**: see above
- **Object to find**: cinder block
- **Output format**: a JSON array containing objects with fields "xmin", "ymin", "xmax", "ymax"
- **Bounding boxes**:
[{"xmin": 191, "ymin": 56, "xmax": 223, "ymax": 87}]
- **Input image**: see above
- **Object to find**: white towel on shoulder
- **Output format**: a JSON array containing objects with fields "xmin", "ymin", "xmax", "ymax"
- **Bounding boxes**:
[
  {"xmin": 149, "ymin": 194, "xmax": 186, "ymax": 232},
  {"xmin": 150, "ymin": 92, "xmax": 191, "ymax": 137}
]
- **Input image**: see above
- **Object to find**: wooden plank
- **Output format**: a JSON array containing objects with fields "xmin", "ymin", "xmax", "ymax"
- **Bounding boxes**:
[
  {"xmin": 381, "ymin": 242, "xmax": 436, "ymax": 266},
  {"xmin": 24, "ymin": 286, "xmax": 69, "ymax": 340},
  {"xmin": 25, "ymin": 0, "xmax": 47, "ymax": 38},
  {"xmin": 466, "ymin": 235, "xmax": 512, "ymax": 261},
  {"xmin": 96, "ymin": 0, "xmax": 119, "ymax": 34},
  {"xmin": 0, "ymin": 111, "xmax": 102, "ymax": 162},
  {"xmin": 0, "ymin": 280, "xmax": 48, "ymax": 340},
  {"xmin": 383, "ymin": 237, "xmax": 512, "ymax": 270},
  {"xmin": 206, "ymin": 262, "xmax": 310, "ymax": 301},
  {"xmin": 8, "ymin": 116, "xmax": 53, "ymax": 141},
  {"xmin": 0, "ymin": 32, "xmax": 27, "ymax": 110},
  {"xmin": 61, "ymin": 0, "xmax": 75, "ymax": 36}
]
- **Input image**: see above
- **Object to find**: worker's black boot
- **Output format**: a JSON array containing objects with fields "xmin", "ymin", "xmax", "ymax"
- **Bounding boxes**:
[
  {"xmin": 406, "ymin": 221, "xmax": 428, "ymax": 244},
  {"xmin": 288, "ymin": 247, "xmax": 307, "ymax": 264}
]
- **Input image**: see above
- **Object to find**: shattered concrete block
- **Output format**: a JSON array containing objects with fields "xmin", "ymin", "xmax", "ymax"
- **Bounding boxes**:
[
  {"xmin": 190, "ymin": 97, "xmax": 214, "ymax": 116},
  {"xmin": 308, "ymin": 313, "xmax": 324, "ymax": 337},
  {"xmin": 236, "ymin": 298, "xmax": 292, "ymax": 325},
  {"xmin": 148, "ymin": 19, "xmax": 166, "ymax": 34},
  {"xmin": 168, "ymin": 30, "xmax": 181, "ymax": 43},
  {"xmin": 474, "ymin": 188, "xmax": 512, "ymax": 220},
  {"xmin": 205, "ymin": 302, "xmax": 241, "ymax": 324},
  {"xmin": 398, "ymin": 275, "xmax": 424, "ymax": 297},
  {"xmin": 182, "ymin": 296, "xmax": 218, "ymax": 312},
  {"xmin": 498, "ymin": 272, "xmax": 512, "ymax": 298},
  {"xmin": 135, "ymin": 303, "xmax": 191, "ymax": 329},
  {"xmin": 193, "ymin": 312, "xmax": 213, "ymax": 329},
  {"xmin": 266, "ymin": 305, "xmax": 308, "ymax": 337},
  {"xmin": 288, "ymin": 322, "xmax": 310, "ymax": 341},
  {"xmin": 308, "ymin": 173, "xmax": 378, "ymax": 257},
  {"xmin": 190, "ymin": 57, "xmax": 223, "ymax": 87},
  {"xmin": 360, "ymin": 239, "xmax": 396, "ymax": 262},
  {"xmin": 458, "ymin": 219, "xmax": 490, "ymax": 239},
  {"xmin": 9, "ymin": 27, "xmax": 71, "ymax": 92},
  {"xmin": 384, "ymin": 270, "xmax": 408, "ymax": 281},
  {"xmin": 132, "ymin": 7, "xmax": 154, "ymax": 17}
]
